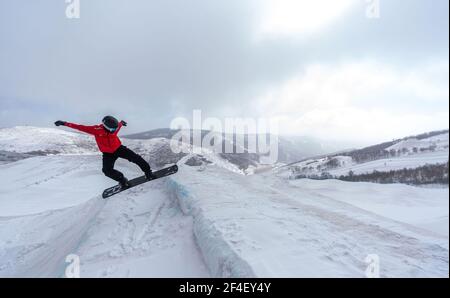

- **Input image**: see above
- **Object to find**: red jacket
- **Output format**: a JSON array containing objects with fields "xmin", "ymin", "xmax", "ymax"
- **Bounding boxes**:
[{"xmin": 65, "ymin": 122, "xmax": 123, "ymax": 153}]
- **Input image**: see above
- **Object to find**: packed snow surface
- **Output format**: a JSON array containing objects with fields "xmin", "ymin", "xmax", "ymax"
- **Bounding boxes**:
[
  {"xmin": 169, "ymin": 166, "xmax": 448, "ymax": 277},
  {"xmin": 0, "ymin": 127, "xmax": 448, "ymax": 277},
  {"xmin": 0, "ymin": 126, "xmax": 96, "ymax": 154},
  {"xmin": 0, "ymin": 155, "xmax": 209, "ymax": 277}
]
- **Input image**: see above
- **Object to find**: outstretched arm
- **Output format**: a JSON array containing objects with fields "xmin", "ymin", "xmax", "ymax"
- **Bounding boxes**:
[
  {"xmin": 55, "ymin": 120, "xmax": 98, "ymax": 135},
  {"xmin": 113, "ymin": 121, "xmax": 126, "ymax": 135}
]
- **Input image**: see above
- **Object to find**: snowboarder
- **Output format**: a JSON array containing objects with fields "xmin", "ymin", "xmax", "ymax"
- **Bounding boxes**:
[{"xmin": 54, "ymin": 116, "xmax": 154, "ymax": 188}]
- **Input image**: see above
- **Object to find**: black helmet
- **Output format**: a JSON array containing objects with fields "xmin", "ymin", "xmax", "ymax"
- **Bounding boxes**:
[{"xmin": 102, "ymin": 115, "xmax": 119, "ymax": 132}]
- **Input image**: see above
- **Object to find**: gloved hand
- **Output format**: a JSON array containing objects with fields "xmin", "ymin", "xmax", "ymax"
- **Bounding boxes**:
[
  {"xmin": 54, "ymin": 120, "xmax": 66, "ymax": 127},
  {"xmin": 121, "ymin": 120, "xmax": 127, "ymax": 126}
]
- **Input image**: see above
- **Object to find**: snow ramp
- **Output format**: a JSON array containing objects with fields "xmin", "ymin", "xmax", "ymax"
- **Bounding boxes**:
[
  {"xmin": 167, "ymin": 165, "xmax": 449, "ymax": 278},
  {"xmin": 167, "ymin": 179, "xmax": 256, "ymax": 277}
]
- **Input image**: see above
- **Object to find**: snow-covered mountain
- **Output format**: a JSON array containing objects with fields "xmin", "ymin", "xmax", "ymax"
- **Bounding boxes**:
[
  {"xmin": 0, "ymin": 126, "xmax": 97, "ymax": 155},
  {"xmin": 0, "ymin": 126, "xmax": 246, "ymax": 173},
  {"xmin": 283, "ymin": 130, "xmax": 449, "ymax": 184},
  {"xmin": 0, "ymin": 126, "xmax": 336, "ymax": 173},
  {"xmin": 125, "ymin": 128, "xmax": 348, "ymax": 163},
  {"xmin": 386, "ymin": 132, "xmax": 448, "ymax": 152},
  {"xmin": 0, "ymin": 126, "xmax": 448, "ymax": 277}
]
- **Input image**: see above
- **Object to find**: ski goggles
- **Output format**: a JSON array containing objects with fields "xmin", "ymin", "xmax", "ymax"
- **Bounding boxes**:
[{"xmin": 103, "ymin": 123, "xmax": 118, "ymax": 133}]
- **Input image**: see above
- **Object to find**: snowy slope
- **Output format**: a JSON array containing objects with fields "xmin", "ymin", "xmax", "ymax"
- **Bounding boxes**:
[
  {"xmin": 0, "ymin": 126, "xmax": 245, "ymax": 173},
  {"xmin": 0, "ymin": 127, "xmax": 448, "ymax": 277},
  {"xmin": 0, "ymin": 155, "xmax": 108, "ymax": 216},
  {"xmin": 2, "ymin": 126, "xmax": 315, "ymax": 174},
  {"xmin": 76, "ymin": 180, "xmax": 209, "ymax": 277},
  {"xmin": 285, "ymin": 133, "xmax": 449, "ymax": 177},
  {"xmin": 329, "ymin": 151, "xmax": 448, "ymax": 176},
  {"xmin": 0, "ymin": 155, "xmax": 209, "ymax": 277},
  {"xmin": 286, "ymin": 151, "xmax": 448, "ymax": 177},
  {"xmin": 0, "ymin": 126, "xmax": 97, "ymax": 154},
  {"xmin": 386, "ymin": 133, "xmax": 449, "ymax": 152},
  {"xmin": 288, "ymin": 179, "xmax": 449, "ymax": 236},
  {"xmin": 0, "ymin": 126, "xmax": 170, "ymax": 157},
  {"xmin": 169, "ymin": 166, "xmax": 448, "ymax": 277}
]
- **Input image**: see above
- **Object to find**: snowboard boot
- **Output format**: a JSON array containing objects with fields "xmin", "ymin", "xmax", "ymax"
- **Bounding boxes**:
[
  {"xmin": 145, "ymin": 170, "xmax": 156, "ymax": 180},
  {"xmin": 119, "ymin": 177, "xmax": 130, "ymax": 189}
]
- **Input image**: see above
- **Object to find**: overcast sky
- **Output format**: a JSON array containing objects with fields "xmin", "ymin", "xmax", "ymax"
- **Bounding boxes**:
[{"xmin": 0, "ymin": 0, "xmax": 448, "ymax": 144}]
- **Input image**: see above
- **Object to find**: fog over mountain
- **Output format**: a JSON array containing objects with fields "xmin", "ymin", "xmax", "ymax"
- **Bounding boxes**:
[{"xmin": 1, "ymin": 0, "xmax": 448, "ymax": 143}]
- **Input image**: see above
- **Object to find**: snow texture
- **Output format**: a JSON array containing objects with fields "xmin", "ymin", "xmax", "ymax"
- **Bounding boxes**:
[
  {"xmin": 0, "ymin": 127, "xmax": 448, "ymax": 277},
  {"xmin": 168, "ymin": 165, "xmax": 448, "ymax": 277}
]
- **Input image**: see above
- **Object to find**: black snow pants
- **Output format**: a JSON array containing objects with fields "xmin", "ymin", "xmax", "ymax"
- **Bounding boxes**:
[{"xmin": 102, "ymin": 145, "xmax": 151, "ymax": 182}]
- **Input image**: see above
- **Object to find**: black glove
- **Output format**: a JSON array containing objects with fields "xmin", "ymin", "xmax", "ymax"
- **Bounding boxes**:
[
  {"xmin": 54, "ymin": 120, "xmax": 66, "ymax": 127},
  {"xmin": 121, "ymin": 120, "xmax": 127, "ymax": 126}
]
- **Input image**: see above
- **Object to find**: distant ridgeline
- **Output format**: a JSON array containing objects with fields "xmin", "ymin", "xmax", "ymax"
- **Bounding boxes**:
[
  {"xmin": 125, "ymin": 128, "xmax": 334, "ymax": 165},
  {"xmin": 292, "ymin": 162, "xmax": 449, "ymax": 186},
  {"xmin": 290, "ymin": 129, "xmax": 449, "ymax": 186},
  {"xmin": 333, "ymin": 129, "xmax": 449, "ymax": 163},
  {"xmin": 0, "ymin": 150, "xmax": 59, "ymax": 163},
  {"xmin": 125, "ymin": 129, "xmax": 261, "ymax": 169}
]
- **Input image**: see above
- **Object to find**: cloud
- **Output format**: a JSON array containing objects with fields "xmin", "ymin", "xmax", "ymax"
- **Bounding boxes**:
[
  {"xmin": 258, "ymin": 0, "xmax": 357, "ymax": 38},
  {"xmin": 0, "ymin": 0, "xmax": 448, "ymax": 142},
  {"xmin": 254, "ymin": 60, "xmax": 449, "ymax": 142},
  {"xmin": 283, "ymin": 108, "xmax": 449, "ymax": 144}
]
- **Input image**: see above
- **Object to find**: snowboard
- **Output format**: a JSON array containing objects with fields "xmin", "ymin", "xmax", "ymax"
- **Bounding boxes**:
[{"xmin": 102, "ymin": 164, "xmax": 178, "ymax": 199}]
